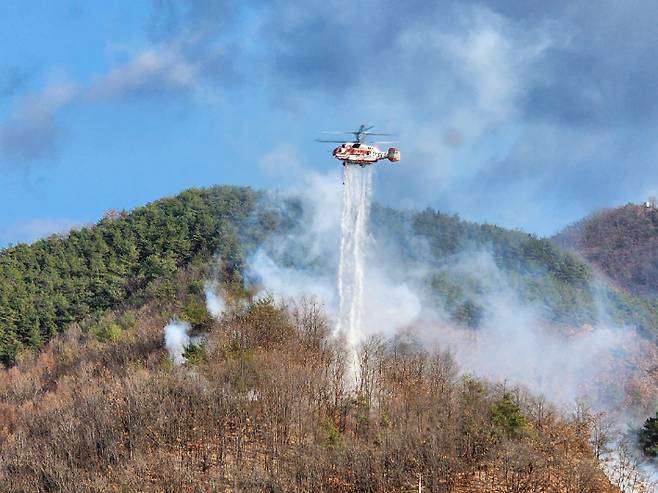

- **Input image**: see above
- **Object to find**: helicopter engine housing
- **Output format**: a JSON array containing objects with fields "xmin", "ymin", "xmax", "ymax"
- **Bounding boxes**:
[{"xmin": 387, "ymin": 147, "xmax": 400, "ymax": 162}]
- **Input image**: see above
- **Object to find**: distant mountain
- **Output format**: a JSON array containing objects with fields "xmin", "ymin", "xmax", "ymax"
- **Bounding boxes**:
[{"xmin": 553, "ymin": 203, "xmax": 658, "ymax": 299}]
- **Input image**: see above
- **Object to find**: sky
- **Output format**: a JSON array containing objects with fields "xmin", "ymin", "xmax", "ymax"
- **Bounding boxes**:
[{"xmin": 1, "ymin": 0, "xmax": 658, "ymax": 244}]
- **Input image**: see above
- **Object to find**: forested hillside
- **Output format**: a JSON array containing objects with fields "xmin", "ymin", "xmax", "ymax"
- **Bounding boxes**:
[
  {"xmin": 0, "ymin": 186, "xmax": 277, "ymax": 365},
  {"xmin": 554, "ymin": 203, "xmax": 658, "ymax": 299},
  {"xmin": 2, "ymin": 185, "xmax": 657, "ymax": 491},
  {"xmin": 376, "ymin": 207, "xmax": 658, "ymax": 336},
  {"xmin": 2, "ymin": 186, "xmax": 658, "ymax": 366}
]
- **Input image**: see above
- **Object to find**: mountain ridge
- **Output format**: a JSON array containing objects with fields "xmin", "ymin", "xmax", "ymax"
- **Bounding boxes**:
[{"xmin": 2, "ymin": 185, "xmax": 658, "ymax": 366}]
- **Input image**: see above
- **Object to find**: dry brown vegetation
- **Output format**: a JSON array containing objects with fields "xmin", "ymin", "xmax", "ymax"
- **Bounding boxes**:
[
  {"xmin": 0, "ymin": 296, "xmax": 625, "ymax": 492},
  {"xmin": 554, "ymin": 203, "xmax": 658, "ymax": 298}
]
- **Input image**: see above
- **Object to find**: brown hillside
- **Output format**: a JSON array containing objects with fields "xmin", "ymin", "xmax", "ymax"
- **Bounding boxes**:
[
  {"xmin": 0, "ymin": 294, "xmax": 625, "ymax": 492},
  {"xmin": 553, "ymin": 204, "xmax": 658, "ymax": 298}
]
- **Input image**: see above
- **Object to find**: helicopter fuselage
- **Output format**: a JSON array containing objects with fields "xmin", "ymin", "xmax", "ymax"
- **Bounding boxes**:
[{"xmin": 332, "ymin": 143, "xmax": 400, "ymax": 166}]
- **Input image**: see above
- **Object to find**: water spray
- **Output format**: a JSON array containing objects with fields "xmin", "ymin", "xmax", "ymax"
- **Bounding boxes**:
[{"xmin": 336, "ymin": 165, "xmax": 373, "ymax": 371}]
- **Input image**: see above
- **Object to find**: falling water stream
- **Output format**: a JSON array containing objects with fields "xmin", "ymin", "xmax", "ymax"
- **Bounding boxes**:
[{"xmin": 337, "ymin": 165, "xmax": 373, "ymax": 369}]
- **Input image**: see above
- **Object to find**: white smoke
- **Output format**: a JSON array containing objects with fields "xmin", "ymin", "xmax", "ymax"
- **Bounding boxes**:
[
  {"xmin": 248, "ymin": 249, "xmax": 337, "ymax": 305},
  {"xmin": 408, "ymin": 251, "xmax": 638, "ymax": 410},
  {"xmin": 249, "ymin": 163, "xmax": 421, "ymax": 346},
  {"xmin": 248, "ymin": 165, "xmax": 655, "ymax": 409},
  {"xmin": 204, "ymin": 281, "xmax": 226, "ymax": 319},
  {"xmin": 164, "ymin": 318, "xmax": 191, "ymax": 365},
  {"xmin": 604, "ymin": 441, "xmax": 658, "ymax": 493}
]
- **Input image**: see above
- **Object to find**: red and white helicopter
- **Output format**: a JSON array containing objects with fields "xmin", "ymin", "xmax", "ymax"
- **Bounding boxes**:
[{"xmin": 316, "ymin": 124, "xmax": 400, "ymax": 166}]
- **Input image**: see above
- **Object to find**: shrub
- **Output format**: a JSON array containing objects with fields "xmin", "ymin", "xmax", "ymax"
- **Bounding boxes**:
[
  {"xmin": 183, "ymin": 342, "xmax": 206, "ymax": 365},
  {"xmin": 92, "ymin": 322, "xmax": 122, "ymax": 343},
  {"xmin": 321, "ymin": 416, "xmax": 343, "ymax": 449},
  {"xmin": 181, "ymin": 298, "xmax": 213, "ymax": 331}
]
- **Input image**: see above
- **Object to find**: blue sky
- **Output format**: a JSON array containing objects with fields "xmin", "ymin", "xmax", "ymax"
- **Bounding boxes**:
[{"xmin": 2, "ymin": 0, "xmax": 658, "ymax": 244}]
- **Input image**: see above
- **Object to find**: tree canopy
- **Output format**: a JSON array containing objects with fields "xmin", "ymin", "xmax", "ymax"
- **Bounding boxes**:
[{"xmin": 0, "ymin": 186, "xmax": 276, "ymax": 365}]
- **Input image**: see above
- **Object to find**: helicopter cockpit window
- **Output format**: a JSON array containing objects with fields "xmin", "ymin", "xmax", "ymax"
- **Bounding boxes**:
[{"xmin": 353, "ymin": 143, "xmax": 361, "ymax": 148}]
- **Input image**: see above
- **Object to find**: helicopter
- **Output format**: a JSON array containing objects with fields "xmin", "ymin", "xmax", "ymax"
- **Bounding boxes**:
[{"xmin": 316, "ymin": 124, "xmax": 400, "ymax": 166}]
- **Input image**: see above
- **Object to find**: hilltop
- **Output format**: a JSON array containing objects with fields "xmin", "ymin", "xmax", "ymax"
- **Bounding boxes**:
[
  {"xmin": 553, "ymin": 203, "xmax": 658, "ymax": 299},
  {"xmin": 0, "ymin": 186, "xmax": 277, "ymax": 365}
]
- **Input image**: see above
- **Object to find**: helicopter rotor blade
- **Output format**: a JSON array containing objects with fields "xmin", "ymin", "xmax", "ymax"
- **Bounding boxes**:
[
  {"xmin": 317, "ymin": 126, "xmax": 396, "ymax": 144},
  {"xmin": 371, "ymin": 141, "xmax": 398, "ymax": 144}
]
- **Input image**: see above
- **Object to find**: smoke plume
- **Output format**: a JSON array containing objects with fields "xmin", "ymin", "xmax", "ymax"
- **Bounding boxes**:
[
  {"xmin": 248, "ymin": 166, "xmax": 658, "ymax": 415},
  {"xmin": 163, "ymin": 318, "xmax": 191, "ymax": 365},
  {"xmin": 204, "ymin": 281, "xmax": 226, "ymax": 319}
]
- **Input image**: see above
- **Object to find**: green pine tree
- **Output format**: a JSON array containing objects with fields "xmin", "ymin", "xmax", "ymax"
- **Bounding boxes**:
[{"xmin": 639, "ymin": 412, "xmax": 658, "ymax": 457}]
